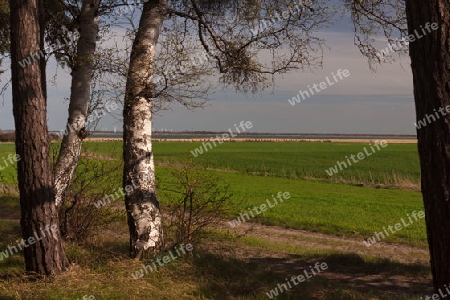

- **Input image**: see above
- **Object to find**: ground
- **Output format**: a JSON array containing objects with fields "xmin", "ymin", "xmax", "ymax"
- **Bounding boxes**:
[{"xmin": 0, "ymin": 140, "xmax": 432, "ymax": 299}]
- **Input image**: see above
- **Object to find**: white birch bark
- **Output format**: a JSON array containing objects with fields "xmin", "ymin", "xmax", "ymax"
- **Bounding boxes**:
[
  {"xmin": 123, "ymin": 0, "xmax": 167, "ymax": 258},
  {"xmin": 54, "ymin": 0, "xmax": 100, "ymax": 207}
]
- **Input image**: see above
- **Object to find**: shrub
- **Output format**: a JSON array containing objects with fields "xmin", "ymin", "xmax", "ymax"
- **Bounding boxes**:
[
  {"xmin": 159, "ymin": 161, "xmax": 233, "ymax": 246},
  {"xmin": 53, "ymin": 145, "xmax": 123, "ymax": 242}
]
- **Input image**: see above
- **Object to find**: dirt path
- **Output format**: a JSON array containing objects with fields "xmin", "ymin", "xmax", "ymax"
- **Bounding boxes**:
[
  {"xmin": 226, "ymin": 222, "xmax": 429, "ymax": 264},
  {"xmin": 206, "ymin": 221, "xmax": 432, "ymax": 297}
]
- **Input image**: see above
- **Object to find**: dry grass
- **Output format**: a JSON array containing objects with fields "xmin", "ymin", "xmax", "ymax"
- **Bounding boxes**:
[
  {"xmin": 0, "ymin": 217, "xmax": 432, "ymax": 300},
  {"xmin": 303, "ymin": 171, "xmax": 420, "ymax": 191}
]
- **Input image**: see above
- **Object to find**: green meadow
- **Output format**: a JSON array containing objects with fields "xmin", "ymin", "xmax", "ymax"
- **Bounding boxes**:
[
  {"xmin": 0, "ymin": 141, "xmax": 430, "ymax": 299},
  {"xmin": 0, "ymin": 141, "xmax": 425, "ymax": 245}
]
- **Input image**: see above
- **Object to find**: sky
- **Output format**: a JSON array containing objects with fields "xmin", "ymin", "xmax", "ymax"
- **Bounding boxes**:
[{"xmin": 0, "ymin": 3, "xmax": 416, "ymax": 135}]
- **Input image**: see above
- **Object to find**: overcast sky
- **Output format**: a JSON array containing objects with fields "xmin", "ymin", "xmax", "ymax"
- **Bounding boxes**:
[{"xmin": 0, "ymin": 4, "xmax": 416, "ymax": 135}]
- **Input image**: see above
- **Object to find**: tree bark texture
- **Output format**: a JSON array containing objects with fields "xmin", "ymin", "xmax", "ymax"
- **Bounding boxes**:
[
  {"xmin": 10, "ymin": 0, "xmax": 69, "ymax": 275},
  {"xmin": 123, "ymin": 0, "xmax": 167, "ymax": 258},
  {"xmin": 54, "ymin": 0, "xmax": 101, "ymax": 207},
  {"xmin": 406, "ymin": 0, "xmax": 450, "ymax": 291}
]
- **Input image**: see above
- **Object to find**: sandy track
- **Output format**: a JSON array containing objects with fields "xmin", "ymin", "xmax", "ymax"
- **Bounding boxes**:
[
  {"xmin": 204, "ymin": 221, "xmax": 432, "ymax": 296},
  {"xmin": 222, "ymin": 222, "xmax": 429, "ymax": 265}
]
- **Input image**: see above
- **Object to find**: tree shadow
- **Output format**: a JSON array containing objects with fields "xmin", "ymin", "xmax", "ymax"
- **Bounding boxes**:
[
  {"xmin": 0, "ymin": 195, "xmax": 20, "ymax": 220},
  {"xmin": 190, "ymin": 251, "xmax": 432, "ymax": 299}
]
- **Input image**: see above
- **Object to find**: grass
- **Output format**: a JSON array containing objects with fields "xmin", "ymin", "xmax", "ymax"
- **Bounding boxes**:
[
  {"xmin": 0, "ymin": 197, "xmax": 431, "ymax": 299},
  {"xmin": 151, "ymin": 141, "xmax": 421, "ymax": 188},
  {"xmin": 155, "ymin": 166, "xmax": 426, "ymax": 248},
  {"xmin": 33, "ymin": 140, "xmax": 420, "ymax": 188},
  {"xmin": 0, "ymin": 140, "xmax": 431, "ymax": 299},
  {"xmin": 0, "ymin": 142, "xmax": 426, "ymax": 247},
  {"xmin": 0, "ymin": 141, "xmax": 421, "ymax": 187},
  {"xmin": 0, "ymin": 143, "xmax": 19, "ymax": 185}
]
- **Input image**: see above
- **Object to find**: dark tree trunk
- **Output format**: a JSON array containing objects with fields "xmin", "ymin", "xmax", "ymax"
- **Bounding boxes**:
[
  {"xmin": 123, "ymin": 0, "xmax": 167, "ymax": 259},
  {"xmin": 10, "ymin": 0, "xmax": 69, "ymax": 275},
  {"xmin": 406, "ymin": 0, "xmax": 450, "ymax": 291}
]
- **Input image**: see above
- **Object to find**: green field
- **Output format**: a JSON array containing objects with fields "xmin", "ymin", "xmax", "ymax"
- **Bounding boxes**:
[
  {"xmin": 1, "ymin": 141, "xmax": 422, "ymax": 186},
  {"xmin": 0, "ymin": 141, "xmax": 429, "ymax": 299},
  {"xmin": 0, "ymin": 141, "xmax": 425, "ymax": 246},
  {"xmin": 82, "ymin": 141, "xmax": 421, "ymax": 187}
]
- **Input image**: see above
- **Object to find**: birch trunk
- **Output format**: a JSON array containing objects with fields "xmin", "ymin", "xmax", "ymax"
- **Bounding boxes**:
[
  {"xmin": 54, "ymin": 0, "xmax": 100, "ymax": 207},
  {"xmin": 123, "ymin": 0, "xmax": 167, "ymax": 258}
]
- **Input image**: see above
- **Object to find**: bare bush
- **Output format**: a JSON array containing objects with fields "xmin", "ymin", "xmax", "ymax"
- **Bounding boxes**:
[
  {"xmin": 52, "ymin": 145, "xmax": 123, "ymax": 242},
  {"xmin": 159, "ymin": 161, "xmax": 233, "ymax": 246}
]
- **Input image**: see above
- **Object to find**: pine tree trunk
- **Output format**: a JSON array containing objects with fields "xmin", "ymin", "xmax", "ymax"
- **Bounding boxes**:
[
  {"xmin": 54, "ymin": 0, "xmax": 100, "ymax": 207},
  {"xmin": 10, "ymin": 0, "xmax": 69, "ymax": 275},
  {"xmin": 123, "ymin": 0, "xmax": 167, "ymax": 258},
  {"xmin": 405, "ymin": 0, "xmax": 450, "ymax": 291}
]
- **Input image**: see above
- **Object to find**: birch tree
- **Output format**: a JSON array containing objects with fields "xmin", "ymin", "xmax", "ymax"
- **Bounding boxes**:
[
  {"xmin": 44, "ymin": 0, "xmax": 129, "ymax": 207},
  {"xmin": 124, "ymin": 0, "xmax": 333, "ymax": 258},
  {"xmin": 0, "ymin": 0, "xmax": 104, "ymax": 206},
  {"xmin": 123, "ymin": 0, "xmax": 167, "ymax": 258},
  {"xmin": 53, "ymin": 0, "xmax": 101, "ymax": 207}
]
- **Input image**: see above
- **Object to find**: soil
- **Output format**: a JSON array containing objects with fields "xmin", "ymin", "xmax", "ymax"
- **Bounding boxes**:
[{"xmin": 204, "ymin": 221, "xmax": 433, "ymax": 297}]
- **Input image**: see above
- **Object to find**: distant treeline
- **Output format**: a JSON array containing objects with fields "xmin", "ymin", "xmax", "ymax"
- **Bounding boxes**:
[{"xmin": 0, "ymin": 130, "xmax": 60, "ymax": 142}]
